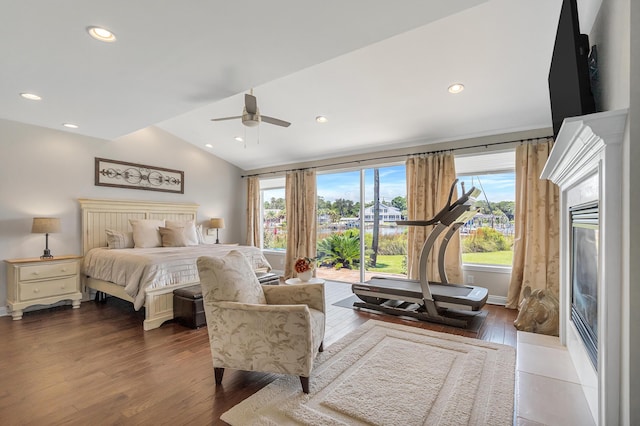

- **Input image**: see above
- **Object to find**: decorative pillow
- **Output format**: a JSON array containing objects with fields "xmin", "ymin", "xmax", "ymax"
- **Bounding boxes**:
[
  {"xmin": 196, "ymin": 224, "xmax": 206, "ymax": 244},
  {"xmin": 197, "ymin": 251, "xmax": 266, "ymax": 304},
  {"xmin": 158, "ymin": 226, "xmax": 188, "ymax": 247},
  {"xmin": 105, "ymin": 229, "xmax": 134, "ymax": 249},
  {"xmin": 129, "ymin": 219, "xmax": 165, "ymax": 248},
  {"xmin": 165, "ymin": 220, "xmax": 199, "ymax": 246}
]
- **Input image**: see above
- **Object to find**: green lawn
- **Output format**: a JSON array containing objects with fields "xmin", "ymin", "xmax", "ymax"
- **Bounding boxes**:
[
  {"xmin": 366, "ymin": 254, "xmax": 405, "ymax": 274},
  {"xmin": 353, "ymin": 251, "xmax": 513, "ymax": 275},
  {"xmin": 462, "ymin": 250, "xmax": 513, "ymax": 266}
]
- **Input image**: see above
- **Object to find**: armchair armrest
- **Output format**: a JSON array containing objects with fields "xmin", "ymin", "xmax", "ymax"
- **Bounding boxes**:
[{"xmin": 262, "ymin": 283, "xmax": 325, "ymax": 313}]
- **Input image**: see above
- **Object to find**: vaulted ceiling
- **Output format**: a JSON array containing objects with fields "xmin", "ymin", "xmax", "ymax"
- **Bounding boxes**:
[{"xmin": 3, "ymin": 0, "xmax": 571, "ymax": 170}]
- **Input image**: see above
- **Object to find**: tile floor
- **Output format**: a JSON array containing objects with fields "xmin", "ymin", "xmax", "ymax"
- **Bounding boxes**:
[{"xmin": 515, "ymin": 331, "xmax": 595, "ymax": 425}]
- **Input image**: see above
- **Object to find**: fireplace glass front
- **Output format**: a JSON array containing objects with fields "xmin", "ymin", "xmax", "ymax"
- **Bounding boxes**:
[{"xmin": 570, "ymin": 202, "xmax": 599, "ymax": 369}]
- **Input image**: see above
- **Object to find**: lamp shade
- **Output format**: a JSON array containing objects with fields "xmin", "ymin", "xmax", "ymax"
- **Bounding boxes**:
[
  {"xmin": 210, "ymin": 218, "xmax": 225, "ymax": 229},
  {"xmin": 32, "ymin": 217, "xmax": 61, "ymax": 234}
]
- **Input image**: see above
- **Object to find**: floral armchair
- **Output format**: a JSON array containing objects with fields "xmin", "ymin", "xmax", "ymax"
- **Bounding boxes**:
[{"xmin": 196, "ymin": 251, "xmax": 326, "ymax": 393}]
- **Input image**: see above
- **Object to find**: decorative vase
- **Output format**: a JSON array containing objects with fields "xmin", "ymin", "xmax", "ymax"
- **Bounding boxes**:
[{"xmin": 298, "ymin": 270, "xmax": 313, "ymax": 282}]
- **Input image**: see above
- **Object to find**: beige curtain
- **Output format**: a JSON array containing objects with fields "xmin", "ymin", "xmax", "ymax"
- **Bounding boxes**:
[
  {"xmin": 245, "ymin": 176, "xmax": 261, "ymax": 247},
  {"xmin": 406, "ymin": 152, "xmax": 462, "ymax": 284},
  {"xmin": 284, "ymin": 170, "xmax": 317, "ymax": 279},
  {"xmin": 506, "ymin": 139, "xmax": 560, "ymax": 309}
]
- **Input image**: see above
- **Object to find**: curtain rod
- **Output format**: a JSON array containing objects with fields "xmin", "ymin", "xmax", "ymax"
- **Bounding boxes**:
[{"xmin": 241, "ymin": 135, "xmax": 553, "ymax": 178}]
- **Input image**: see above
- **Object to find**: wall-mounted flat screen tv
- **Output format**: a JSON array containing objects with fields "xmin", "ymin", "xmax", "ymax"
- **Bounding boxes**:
[{"xmin": 548, "ymin": 0, "xmax": 596, "ymax": 137}]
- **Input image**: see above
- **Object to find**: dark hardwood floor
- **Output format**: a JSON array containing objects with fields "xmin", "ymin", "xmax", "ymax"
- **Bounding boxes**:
[{"xmin": 0, "ymin": 281, "xmax": 517, "ymax": 425}]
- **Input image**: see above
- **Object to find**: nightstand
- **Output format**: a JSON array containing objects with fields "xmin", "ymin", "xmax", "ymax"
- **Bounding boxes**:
[{"xmin": 4, "ymin": 255, "xmax": 83, "ymax": 320}]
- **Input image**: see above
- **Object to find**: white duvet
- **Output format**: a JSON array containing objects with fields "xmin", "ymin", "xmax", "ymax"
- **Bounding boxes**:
[{"xmin": 82, "ymin": 244, "xmax": 272, "ymax": 310}]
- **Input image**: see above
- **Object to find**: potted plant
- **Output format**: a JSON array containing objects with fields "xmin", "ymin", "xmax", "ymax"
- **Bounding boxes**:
[{"xmin": 294, "ymin": 257, "xmax": 315, "ymax": 282}]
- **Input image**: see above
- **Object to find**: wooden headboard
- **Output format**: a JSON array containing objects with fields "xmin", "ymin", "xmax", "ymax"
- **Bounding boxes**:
[{"xmin": 78, "ymin": 198, "xmax": 199, "ymax": 255}]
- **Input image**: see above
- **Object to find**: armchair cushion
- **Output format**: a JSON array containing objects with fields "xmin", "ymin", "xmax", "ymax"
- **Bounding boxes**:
[{"xmin": 197, "ymin": 251, "xmax": 266, "ymax": 304}]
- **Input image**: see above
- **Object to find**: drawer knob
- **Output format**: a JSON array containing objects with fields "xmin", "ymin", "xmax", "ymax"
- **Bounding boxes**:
[
  {"xmin": 32, "ymin": 271, "xmax": 39, "ymax": 276},
  {"xmin": 61, "ymin": 268, "xmax": 68, "ymax": 272},
  {"xmin": 60, "ymin": 285, "xmax": 66, "ymax": 289},
  {"xmin": 34, "ymin": 288, "xmax": 40, "ymax": 293}
]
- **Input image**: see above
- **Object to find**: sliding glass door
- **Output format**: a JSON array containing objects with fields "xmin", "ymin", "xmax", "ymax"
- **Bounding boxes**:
[
  {"xmin": 362, "ymin": 166, "xmax": 407, "ymax": 280},
  {"xmin": 316, "ymin": 170, "xmax": 362, "ymax": 282},
  {"xmin": 316, "ymin": 164, "xmax": 407, "ymax": 283}
]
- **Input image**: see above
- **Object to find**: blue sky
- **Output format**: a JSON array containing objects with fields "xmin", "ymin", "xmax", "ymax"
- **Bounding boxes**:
[
  {"xmin": 265, "ymin": 166, "xmax": 515, "ymax": 204},
  {"xmin": 316, "ymin": 165, "xmax": 515, "ymax": 203}
]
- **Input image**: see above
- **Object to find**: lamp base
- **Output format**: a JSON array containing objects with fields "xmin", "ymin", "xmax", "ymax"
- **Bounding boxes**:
[{"xmin": 41, "ymin": 233, "xmax": 54, "ymax": 259}]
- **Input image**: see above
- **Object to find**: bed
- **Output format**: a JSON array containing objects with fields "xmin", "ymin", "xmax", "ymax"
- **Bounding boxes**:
[{"xmin": 79, "ymin": 198, "xmax": 271, "ymax": 330}]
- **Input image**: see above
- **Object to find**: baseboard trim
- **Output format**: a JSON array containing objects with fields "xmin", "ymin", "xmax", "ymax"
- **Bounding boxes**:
[
  {"xmin": 487, "ymin": 295, "xmax": 507, "ymax": 306},
  {"xmin": 0, "ymin": 306, "xmax": 7, "ymax": 317}
]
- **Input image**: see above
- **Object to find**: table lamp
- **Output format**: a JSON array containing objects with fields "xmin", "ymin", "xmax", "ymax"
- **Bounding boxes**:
[
  {"xmin": 32, "ymin": 217, "xmax": 61, "ymax": 259},
  {"xmin": 210, "ymin": 218, "xmax": 225, "ymax": 244}
]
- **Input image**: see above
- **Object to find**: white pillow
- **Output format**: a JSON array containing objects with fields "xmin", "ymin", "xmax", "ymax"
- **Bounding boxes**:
[
  {"xmin": 129, "ymin": 219, "xmax": 165, "ymax": 248},
  {"xmin": 196, "ymin": 224, "xmax": 206, "ymax": 244},
  {"xmin": 105, "ymin": 229, "xmax": 134, "ymax": 249},
  {"xmin": 165, "ymin": 219, "xmax": 199, "ymax": 246}
]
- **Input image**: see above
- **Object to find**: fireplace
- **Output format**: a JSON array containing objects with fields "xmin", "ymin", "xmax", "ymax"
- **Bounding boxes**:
[
  {"xmin": 570, "ymin": 202, "xmax": 599, "ymax": 369},
  {"xmin": 541, "ymin": 109, "xmax": 627, "ymax": 424}
]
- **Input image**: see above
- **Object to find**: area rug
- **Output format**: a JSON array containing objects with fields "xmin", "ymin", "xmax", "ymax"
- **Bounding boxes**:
[
  {"xmin": 332, "ymin": 295, "xmax": 489, "ymax": 333},
  {"xmin": 221, "ymin": 319, "xmax": 515, "ymax": 425}
]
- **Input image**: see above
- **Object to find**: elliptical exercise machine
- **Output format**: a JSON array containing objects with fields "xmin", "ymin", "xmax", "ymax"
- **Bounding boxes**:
[{"xmin": 352, "ymin": 180, "xmax": 489, "ymax": 328}]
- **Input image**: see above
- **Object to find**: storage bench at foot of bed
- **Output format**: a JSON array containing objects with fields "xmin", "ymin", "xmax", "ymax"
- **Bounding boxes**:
[{"xmin": 173, "ymin": 286, "xmax": 205, "ymax": 329}]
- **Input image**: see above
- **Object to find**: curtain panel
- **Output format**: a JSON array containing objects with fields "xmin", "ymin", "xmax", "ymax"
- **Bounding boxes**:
[
  {"xmin": 506, "ymin": 139, "xmax": 560, "ymax": 309},
  {"xmin": 406, "ymin": 153, "xmax": 462, "ymax": 284},
  {"xmin": 284, "ymin": 170, "xmax": 317, "ymax": 279},
  {"xmin": 245, "ymin": 176, "xmax": 261, "ymax": 247}
]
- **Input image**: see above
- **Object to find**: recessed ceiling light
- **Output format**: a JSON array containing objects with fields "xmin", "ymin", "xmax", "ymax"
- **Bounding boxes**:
[
  {"xmin": 205, "ymin": 143, "xmax": 213, "ymax": 148},
  {"xmin": 448, "ymin": 83, "xmax": 465, "ymax": 94},
  {"xmin": 20, "ymin": 93, "xmax": 42, "ymax": 101},
  {"xmin": 316, "ymin": 116, "xmax": 328, "ymax": 123},
  {"xmin": 87, "ymin": 26, "xmax": 116, "ymax": 42},
  {"xmin": 63, "ymin": 123, "xmax": 79, "ymax": 129},
  {"xmin": 234, "ymin": 136, "xmax": 244, "ymax": 142}
]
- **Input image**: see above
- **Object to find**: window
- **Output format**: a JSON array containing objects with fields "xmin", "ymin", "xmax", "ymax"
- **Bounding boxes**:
[
  {"xmin": 260, "ymin": 178, "xmax": 286, "ymax": 251},
  {"xmin": 258, "ymin": 152, "xmax": 513, "ymax": 269},
  {"xmin": 455, "ymin": 151, "xmax": 516, "ymax": 267}
]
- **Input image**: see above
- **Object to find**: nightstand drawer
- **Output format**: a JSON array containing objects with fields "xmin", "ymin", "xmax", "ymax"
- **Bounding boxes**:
[
  {"xmin": 18, "ymin": 262, "xmax": 78, "ymax": 281},
  {"xmin": 20, "ymin": 276, "xmax": 77, "ymax": 301}
]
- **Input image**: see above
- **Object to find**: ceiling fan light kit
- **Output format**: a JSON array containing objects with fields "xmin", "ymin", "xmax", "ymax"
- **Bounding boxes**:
[{"xmin": 242, "ymin": 109, "xmax": 261, "ymax": 127}]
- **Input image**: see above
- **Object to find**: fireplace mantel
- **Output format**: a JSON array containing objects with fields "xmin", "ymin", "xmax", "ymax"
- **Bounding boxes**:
[{"xmin": 541, "ymin": 109, "xmax": 628, "ymax": 425}]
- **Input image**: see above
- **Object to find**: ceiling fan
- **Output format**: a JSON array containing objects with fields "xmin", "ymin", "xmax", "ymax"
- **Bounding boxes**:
[{"xmin": 210, "ymin": 89, "xmax": 291, "ymax": 128}]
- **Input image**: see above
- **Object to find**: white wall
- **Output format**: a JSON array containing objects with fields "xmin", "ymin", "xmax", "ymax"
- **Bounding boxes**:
[
  {"xmin": 0, "ymin": 119, "xmax": 244, "ymax": 315},
  {"xmin": 629, "ymin": 0, "xmax": 639, "ymax": 422}
]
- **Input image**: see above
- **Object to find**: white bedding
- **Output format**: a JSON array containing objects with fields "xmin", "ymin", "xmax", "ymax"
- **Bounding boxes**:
[{"xmin": 82, "ymin": 244, "xmax": 272, "ymax": 310}]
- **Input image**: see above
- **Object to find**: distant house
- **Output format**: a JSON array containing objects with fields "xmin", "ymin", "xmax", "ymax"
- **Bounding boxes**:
[
  {"xmin": 317, "ymin": 213, "xmax": 331, "ymax": 224},
  {"xmin": 263, "ymin": 209, "xmax": 285, "ymax": 226},
  {"xmin": 363, "ymin": 203, "xmax": 404, "ymax": 222}
]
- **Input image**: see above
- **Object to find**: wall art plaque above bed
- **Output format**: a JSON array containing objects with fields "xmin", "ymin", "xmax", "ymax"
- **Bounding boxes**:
[{"xmin": 95, "ymin": 158, "xmax": 184, "ymax": 194}]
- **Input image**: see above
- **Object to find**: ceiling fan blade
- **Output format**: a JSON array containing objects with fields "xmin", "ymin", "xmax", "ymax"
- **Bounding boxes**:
[
  {"xmin": 245, "ymin": 93, "xmax": 258, "ymax": 114},
  {"xmin": 210, "ymin": 116, "xmax": 242, "ymax": 122},
  {"xmin": 261, "ymin": 115, "xmax": 291, "ymax": 127}
]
